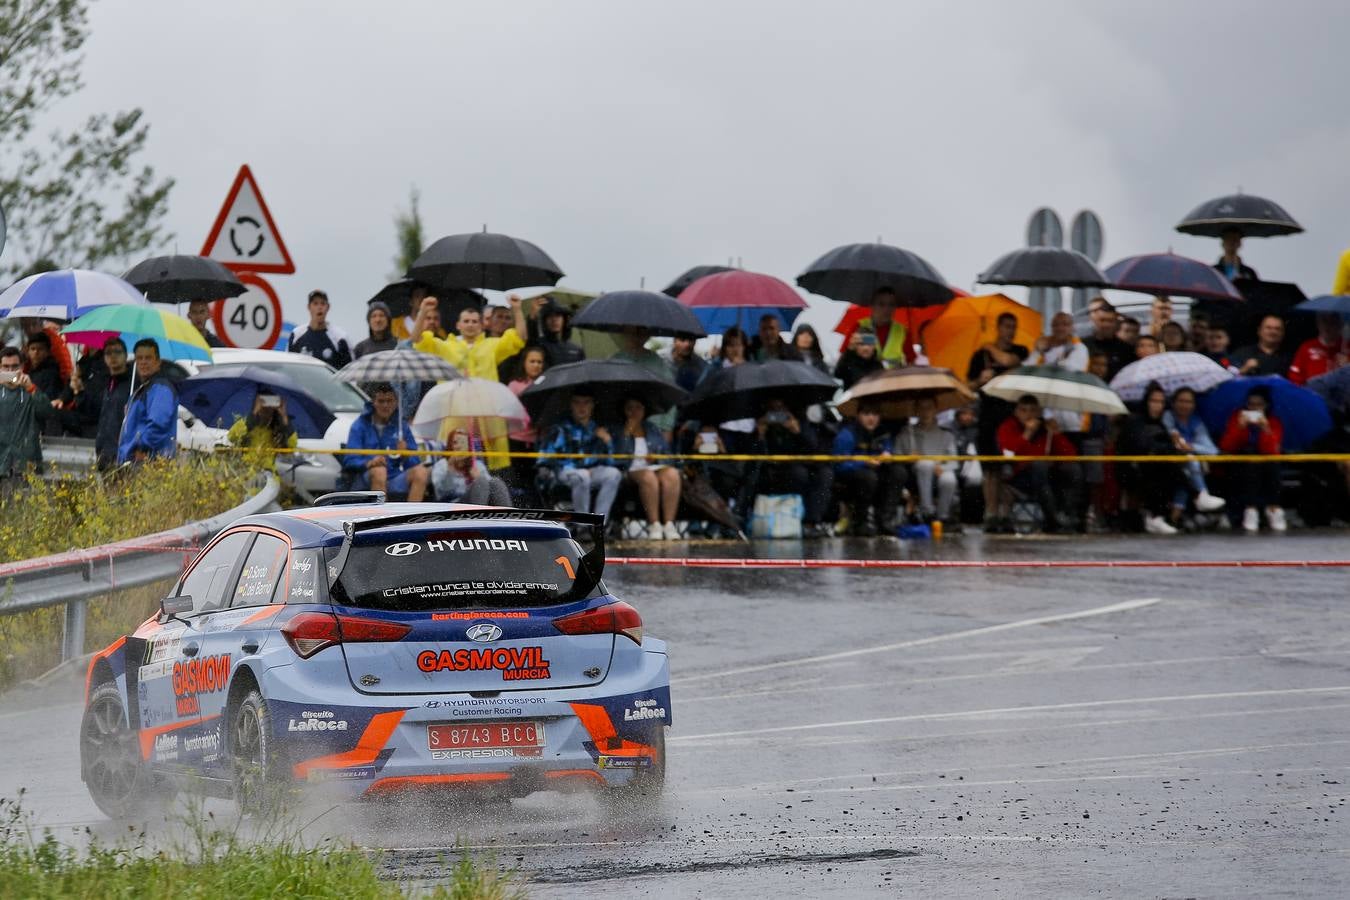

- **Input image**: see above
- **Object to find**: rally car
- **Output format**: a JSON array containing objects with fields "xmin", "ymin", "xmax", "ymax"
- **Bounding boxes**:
[{"xmin": 79, "ymin": 494, "xmax": 670, "ymax": 817}]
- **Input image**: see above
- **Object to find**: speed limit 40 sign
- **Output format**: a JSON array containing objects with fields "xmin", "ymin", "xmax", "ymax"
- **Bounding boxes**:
[{"xmin": 211, "ymin": 272, "xmax": 284, "ymax": 349}]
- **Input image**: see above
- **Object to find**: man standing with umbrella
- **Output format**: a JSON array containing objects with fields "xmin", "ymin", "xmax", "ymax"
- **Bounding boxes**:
[
  {"xmin": 854, "ymin": 288, "xmax": 907, "ymax": 368},
  {"xmin": 0, "ymin": 345, "xmax": 53, "ymax": 481},
  {"xmin": 186, "ymin": 300, "xmax": 226, "ymax": 348},
  {"xmin": 117, "ymin": 339, "xmax": 178, "ymax": 465},
  {"xmin": 1215, "ymin": 229, "xmax": 1259, "ymax": 282},
  {"xmin": 66, "ymin": 338, "xmax": 133, "ymax": 469}
]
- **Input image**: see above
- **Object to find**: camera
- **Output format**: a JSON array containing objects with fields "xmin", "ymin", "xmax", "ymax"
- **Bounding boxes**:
[
  {"xmin": 764, "ymin": 410, "xmax": 789, "ymax": 425},
  {"xmin": 259, "ymin": 394, "xmax": 282, "ymax": 408}
]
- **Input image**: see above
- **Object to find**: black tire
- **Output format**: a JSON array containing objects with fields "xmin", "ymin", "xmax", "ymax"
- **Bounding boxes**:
[
  {"xmin": 231, "ymin": 687, "xmax": 285, "ymax": 814},
  {"xmin": 81, "ymin": 682, "xmax": 153, "ymax": 819}
]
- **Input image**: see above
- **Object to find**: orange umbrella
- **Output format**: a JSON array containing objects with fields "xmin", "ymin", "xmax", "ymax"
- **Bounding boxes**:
[{"xmin": 924, "ymin": 294, "xmax": 1042, "ymax": 377}]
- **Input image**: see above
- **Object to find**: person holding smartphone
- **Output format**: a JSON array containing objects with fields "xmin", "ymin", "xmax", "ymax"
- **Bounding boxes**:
[
  {"xmin": 1218, "ymin": 385, "xmax": 1286, "ymax": 532},
  {"xmin": 227, "ymin": 390, "xmax": 298, "ymax": 472},
  {"xmin": 0, "ymin": 345, "xmax": 54, "ymax": 480}
]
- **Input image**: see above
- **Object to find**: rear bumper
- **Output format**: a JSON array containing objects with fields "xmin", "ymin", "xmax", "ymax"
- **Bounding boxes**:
[{"xmin": 260, "ymin": 648, "xmax": 670, "ymax": 800}]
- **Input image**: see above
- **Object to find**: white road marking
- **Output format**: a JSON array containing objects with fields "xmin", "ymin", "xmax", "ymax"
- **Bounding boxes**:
[
  {"xmin": 677, "ymin": 647, "xmax": 1350, "ymax": 704},
  {"xmin": 674, "ymin": 597, "xmax": 1162, "ymax": 684},
  {"xmin": 669, "ymin": 685, "xmax": 1350, "ymax": 742}
]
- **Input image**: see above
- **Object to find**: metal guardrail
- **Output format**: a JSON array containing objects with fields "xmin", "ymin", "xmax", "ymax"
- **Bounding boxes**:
[{"xmin": 0, "ymin": 472, "xmax": 280, "ymax": 661}]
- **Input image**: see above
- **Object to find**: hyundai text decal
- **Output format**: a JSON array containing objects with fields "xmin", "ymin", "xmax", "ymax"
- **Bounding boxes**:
[{"xmin": 416, "ymin": 647, "xmax": 550, "ymax": 681}]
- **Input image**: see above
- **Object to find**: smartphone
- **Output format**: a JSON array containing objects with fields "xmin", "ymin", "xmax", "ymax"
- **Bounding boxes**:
[
  {"xmin": 697, "ymin": 431, "xmax": 719, "ymax": 453},
  {"xmin": 260, "ymin": 394, "xmax": 282, "ymax": 408},
  {"xmin": 1242, "ymin": 410, "xmax": 1264, "ymax": 424},
  {"xmin": 765, "ymin": 410, "xmax": 789, "ymax": 425},
  {"xmin": 1, "ymin": 371, "xmax": 19, "ymax": 385}
]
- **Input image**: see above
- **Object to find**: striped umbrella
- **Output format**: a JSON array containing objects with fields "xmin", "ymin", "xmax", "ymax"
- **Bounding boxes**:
[
  {"xmin": 1109, "ymin": 352, "xmax": 1234, "ymax": 402},
  {"xmin": 983, "ymin": 365, "xmax": 1126, "ymax": 415},
  {"xmin": 0, "ymin": 268, "xmax": 146, "ymax": 321},
  {"xmin": 336, "ymin": 348, "xmax": 462, "ymax": 385},
  {"xmin": 61, "ymin": 304, "xmax": 213, "ymax": 362}
]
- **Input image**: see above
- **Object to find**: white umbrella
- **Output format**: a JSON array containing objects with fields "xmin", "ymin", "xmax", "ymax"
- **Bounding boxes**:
[
  {"xmin": 983, "ymin": 365, "xmax": 1126, "ymax": 416},
  {"xmin": 1109, "ymin": 352, "xmax": 1233, "ymax": 402}
]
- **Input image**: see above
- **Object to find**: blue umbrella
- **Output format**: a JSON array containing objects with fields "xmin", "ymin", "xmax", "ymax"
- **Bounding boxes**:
[
  {"xmin": 1103, "ymin": 252, "xmax": 1242, "ymax": 301},
  {"xmin": 1294, "ymin": 295, "xmax": 1350, "ymax": 316},
  {"xmin": 0, "ymin": 268, "xmax": 147, "ymax": 320},
  {"xmin": 181, "ymin": 364, "xmax": 334, "ymax": 438},
  {"xmin": 1198, "ymin": 375, "xmax": 1333, "ymax": 452}
]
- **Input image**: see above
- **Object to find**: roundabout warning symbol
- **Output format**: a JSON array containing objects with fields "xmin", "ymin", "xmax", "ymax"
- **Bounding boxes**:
[{"xmin": 200, "ymin": 165, "xmax": 295, "ymax": 274}]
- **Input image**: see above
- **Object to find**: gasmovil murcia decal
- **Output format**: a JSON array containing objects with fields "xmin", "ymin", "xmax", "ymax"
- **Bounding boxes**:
[
  {"xmin": 416, "ymin": 647, "xmax": 550, "ymax": 681},
  {"xmin": 624, "ymin": 698, "xmax": 667, "ymax": 721}
]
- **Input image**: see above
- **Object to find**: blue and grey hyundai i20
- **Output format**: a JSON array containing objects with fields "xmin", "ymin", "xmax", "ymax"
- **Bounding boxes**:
[{"xmin": 79, "ymin": 495, "xmax": 670, "ymax": 817}]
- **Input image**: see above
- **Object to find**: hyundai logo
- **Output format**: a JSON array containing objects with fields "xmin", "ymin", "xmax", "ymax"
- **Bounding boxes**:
[
  {"xmin": 384, "ymin": 542, "xmax": 421, "ymax": 557},
  {"xmin": 466, "ymin": 623, "xmax": 503, "ymax": 643}
]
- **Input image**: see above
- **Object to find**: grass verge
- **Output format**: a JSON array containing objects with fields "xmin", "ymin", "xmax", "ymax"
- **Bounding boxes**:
[
  {"xmin": 0, "ymin": 455, "xmax": 256, "ymax": 691},
  {"xmin": 0, "ymin": 795, "xmax": 526, "ymax": 899}
]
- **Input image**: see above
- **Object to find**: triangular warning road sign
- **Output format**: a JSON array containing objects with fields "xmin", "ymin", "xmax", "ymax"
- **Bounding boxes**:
[{"xmin": 200, "ymin": 164, "xmax": 295, "ymax": 274}]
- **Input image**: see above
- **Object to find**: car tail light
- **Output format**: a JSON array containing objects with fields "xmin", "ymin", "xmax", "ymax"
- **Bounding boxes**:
[
  {"xmin": 281, "ymin": 612, "xmax": 411, "ymax": 659},
  {"xmin": 552, "ymin": 601, "xmax": 643, "ymax": 645}
]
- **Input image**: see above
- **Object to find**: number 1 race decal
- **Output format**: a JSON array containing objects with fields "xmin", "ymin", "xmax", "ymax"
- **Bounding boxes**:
[{"xmin": 416, "ymin": 647, "xmax": 550, "ymax": 681}]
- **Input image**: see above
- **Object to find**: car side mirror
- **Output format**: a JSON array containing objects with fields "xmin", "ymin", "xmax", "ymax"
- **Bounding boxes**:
[{"xmin": 160, "ymin": 595, "xmax": 193, "ymax": 622}]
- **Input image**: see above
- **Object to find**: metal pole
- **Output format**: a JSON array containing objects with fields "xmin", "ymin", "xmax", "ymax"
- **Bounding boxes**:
[{"xmin": 62, "ymin": 597, "xmax": 87, "ymax": 661}]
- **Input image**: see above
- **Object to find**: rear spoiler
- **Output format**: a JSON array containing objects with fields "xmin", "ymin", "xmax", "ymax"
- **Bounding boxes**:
[{"xmin": 325, "ymin": 508, "xmax": 607, "ymax": 601}]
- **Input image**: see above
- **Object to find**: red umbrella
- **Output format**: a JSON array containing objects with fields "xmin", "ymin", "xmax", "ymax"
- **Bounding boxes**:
[
  {"xmin": 833, "ymin": 287, "xmax": 968, "ymax": 363},
  {"xmin": 677, "ymin": 270, "xmax": 808, "ymax": 332}
]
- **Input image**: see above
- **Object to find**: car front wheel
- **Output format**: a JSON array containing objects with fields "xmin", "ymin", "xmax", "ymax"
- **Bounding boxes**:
[{"xmin": 81, "ymin": 683, "xmax": 152, "ymax": 819}]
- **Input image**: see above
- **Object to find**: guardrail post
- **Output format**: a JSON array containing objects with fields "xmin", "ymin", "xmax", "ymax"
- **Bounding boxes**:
[{"xmin": 62, "ymin": 597, "xmax": 87, "ymax": 662}]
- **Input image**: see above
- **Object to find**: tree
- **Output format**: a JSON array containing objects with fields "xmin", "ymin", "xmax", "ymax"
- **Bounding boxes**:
[
  {"xmin": 0, "ymin": 0, "xmax": 173, "ymax": 281},
  {"xmin": 390, "ymin": 186, "xmax": 423, "ymax": 280}
]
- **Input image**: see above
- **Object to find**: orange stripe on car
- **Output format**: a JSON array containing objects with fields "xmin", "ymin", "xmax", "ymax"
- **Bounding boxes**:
[
  {"xmin": 85, "ymin": 636, "xmax": 127, "ymax": 706},
  {"xmin": 237, "ymin": 604, "xmax": 283, "ymax": 628},
  {"xmin": 545, "ymin": 769, "xmax": 606, "ymax": 786},
  {"xmin": 568, "ymin": 702, "xmax": 656, "ymax": 758},
  {"xmin": 292, "ymin": 709, "xmax": 405, "ymax": 779}
]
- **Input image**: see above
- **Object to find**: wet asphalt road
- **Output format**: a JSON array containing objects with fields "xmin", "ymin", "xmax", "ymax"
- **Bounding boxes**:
[{"xmin": 3, "ymin": 531, "xmax": 1349, "ymax": 897}]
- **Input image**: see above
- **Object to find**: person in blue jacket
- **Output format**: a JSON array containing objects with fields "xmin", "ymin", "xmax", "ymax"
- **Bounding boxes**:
[
  {"xmin": 832, "ymin": 399, "xmax": 904, "ymax": 535},
  {"xmin": 117, "ymin": 339, "xmax": 179, "ymax": 464},
  {"xmin": 342, "ymin": 383, "xmax": 428, "ymax": 500}
]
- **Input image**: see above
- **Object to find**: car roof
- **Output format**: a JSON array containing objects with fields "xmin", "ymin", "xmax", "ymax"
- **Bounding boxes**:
[
  {"xmin": 208, "ymin": 348, "xmax": 334, "ymax": 368},
  {"xmin": 229, "ymin": 503, "xmax": 573, "ymax": 548}
]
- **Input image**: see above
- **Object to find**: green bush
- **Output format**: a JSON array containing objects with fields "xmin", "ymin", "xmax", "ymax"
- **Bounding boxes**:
[
  {"xmin": 0, "ymin": 795, "xmax": 525, "ymax": 899},
  {"xmin": 0, "ymin": 455, "xmax": 257, "ymax": 691}
]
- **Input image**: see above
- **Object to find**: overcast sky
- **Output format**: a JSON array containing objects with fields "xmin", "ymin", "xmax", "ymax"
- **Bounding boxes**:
[{"xmin": 65, "ymin": 0, "xmax": 1350, "ymax": 352}]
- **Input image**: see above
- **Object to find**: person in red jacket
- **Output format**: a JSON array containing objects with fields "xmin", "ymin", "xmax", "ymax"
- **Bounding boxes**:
[
  {"xmin": 990, "ymin": 394, "xmax": 1082, "ymax": 534},
  {"xmin": 1287, "ymin": 313, "xmax": 1347, "ymax": 385},
  {"xmin": 1218, "ymin": 385, "xmax": 1286, "ymax": 533}
]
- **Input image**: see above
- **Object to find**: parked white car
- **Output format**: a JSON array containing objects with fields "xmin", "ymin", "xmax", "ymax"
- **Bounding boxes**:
[{"xmin": 176, "ymin": 348, "xmax": 367, "ymax": 501}]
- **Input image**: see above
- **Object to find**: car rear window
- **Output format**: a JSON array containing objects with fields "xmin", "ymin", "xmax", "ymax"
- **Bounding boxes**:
[{"xmin": 328, "ymin": 529, "xmax": 603, "ymax": 611}]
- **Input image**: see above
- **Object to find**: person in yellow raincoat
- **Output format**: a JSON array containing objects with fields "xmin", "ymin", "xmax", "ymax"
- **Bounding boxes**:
[
  {"xmin": 414, "ymin": 295, "xmax": 528, "ymax": 471},
  {"xmin": 226, "ymin": 391, "xmax": 298, "ymax": 472},
  {"xmin": 1333, "ymin": 247, "xmax": 1350, "ymax": 296}
]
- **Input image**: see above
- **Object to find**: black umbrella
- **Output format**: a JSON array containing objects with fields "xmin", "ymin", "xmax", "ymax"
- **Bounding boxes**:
[
  {"xmin": 519, "ymin": 358, "xmax": 688, "ymax": 426},
  {"xmin": 369, "ymin": 279, "xmax": 483, "ymax": 323},
  {"xmin": 978, "ymin": 246, "xmax": 1112, "ymax": 289},
  {"xmin": 1194, "ymin": 279, "xmax": 1311, "ymax": 351},
  {"xmin": 121, "ymin": 255, "xmax": 246, "ymax": 303},
  {"xmin": 796, "ymin": 242, "xmax": 953, "ymax": 307},
  {"xmin": 1175, "ymin": 193, "xmax": 1303, "ymax": 238},
  {"xmin": 662, "ymin": 265, "xmax": 735, "ymax": 298},
  {"xmin": 407, "ymin": 231, "xmax": 564, "ymax": 291},
  {"xmin": 570, "ymin": 290, "xmax": 707, "ymax": 339},
  {"xmin": 682, "ymin": 359, "xmax": 838, "ymax": 424}
]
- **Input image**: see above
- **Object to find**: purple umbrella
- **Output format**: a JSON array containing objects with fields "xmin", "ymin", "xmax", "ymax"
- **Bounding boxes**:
[{"xmin": 1104, "ymin": 252, "xmax": 1242, "ymax": 301}]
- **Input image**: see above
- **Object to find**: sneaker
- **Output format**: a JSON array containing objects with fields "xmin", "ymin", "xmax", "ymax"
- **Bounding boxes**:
[
  {"xmin": 645, "ymin": 522, "xmax": 665, "ymax": 541},
  {"xmin": 1144, "ymin": 514, "xmax": 1178, "ymax": 535},
  {"xmin": 1195, "ymin": 491, "xmax": 1226, "ymax": 512},
  {"xmin": 1267, "ymin": 507, "xmax": 1287, "ymax": 532},
  {"xmin": 1242, "ymin": 507, "xmax": 1260, "ymax": 533},
  {"xmin": 662, "ymin": 521, "xmax": 681, "ymax": 541}
]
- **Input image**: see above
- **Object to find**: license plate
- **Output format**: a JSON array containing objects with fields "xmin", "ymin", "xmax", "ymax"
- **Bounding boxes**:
[{"xmin": 427, "ymin": 721, "xmax": 545, "ymax": 751}]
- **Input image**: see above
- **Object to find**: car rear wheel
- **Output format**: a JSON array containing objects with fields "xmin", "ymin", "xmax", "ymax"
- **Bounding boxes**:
[
  {"xmin": 81, "ymin": 683, "xmax": 152, "ymax": 819},
  {"xmin": 232, "ymin": 688, "xmax": 284, "ymax": 814},
  {"xmin": 606, "ymin": 726, "xmax": 666, "ymax": 808}
]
